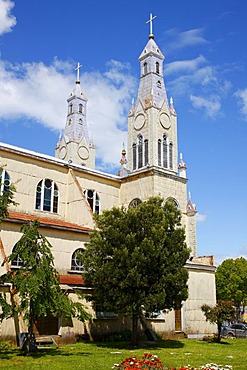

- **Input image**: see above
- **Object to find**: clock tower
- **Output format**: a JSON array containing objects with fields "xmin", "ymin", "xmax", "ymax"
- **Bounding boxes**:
[
  {"xmin": 128, "ymin": 14, "xmax": 177, "ymax": 173},
  {"xmin": 55, "ymin": 63, "xmax": 95, "ymax": 168}
]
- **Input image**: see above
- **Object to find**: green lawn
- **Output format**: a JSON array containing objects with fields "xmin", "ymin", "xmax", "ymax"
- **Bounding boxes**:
[{"xmin": 0, "ymin": 338, "xmax": 246, "ymax": 369}]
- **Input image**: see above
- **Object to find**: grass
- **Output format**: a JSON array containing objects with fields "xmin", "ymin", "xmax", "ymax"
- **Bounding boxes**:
[{"xmin": 0, "ymin": 338, "xmax": 246, "ymax": 369}]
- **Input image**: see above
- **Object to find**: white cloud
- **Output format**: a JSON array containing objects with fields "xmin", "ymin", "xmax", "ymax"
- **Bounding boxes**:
[
  {"xmin": 235, "ymin": 89, "xmax": 247, "ymax": 121},
  {"xmin": 196, "ymin": 213, "xmax": 207, "ymax": 223},
  {"xmin": 165, "ymin": 57, "xmax": 232, "ymax": 118},
  {"xmin": 0, "ymin": 59, "xmax": 136, "ymax": 172},
  {"xmin": 190, "ymin": 94, "xmax": 221, "ymax": 118},
  {"xmin": 164, "ymin": 28, "xmax": 209, "ymax": 50},
  {"xmin": 164, "ymin": 55, "xmax": 207, "ymax": 76},
  {"xmin": 0, "ymin": 0, "xmax": 16, "ymax": 36}
]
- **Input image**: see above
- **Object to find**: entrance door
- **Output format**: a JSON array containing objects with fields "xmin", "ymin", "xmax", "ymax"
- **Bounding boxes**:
[
  {"xmin": 175, "ymin": 309, "xmax": 182, "ymax": 332},
  {"xmin": 34, "ymin": 314, "xmax": 59, "ymax": 335}
]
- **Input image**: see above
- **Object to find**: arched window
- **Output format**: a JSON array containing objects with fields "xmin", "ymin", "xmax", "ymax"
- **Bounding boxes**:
[
  {"xmin": 78, "ymin": 104, "xmax": 83, "ymax": 113},
  {"xmin": 129, "ymin": 198, "xmax": 142, "ymax": 209},
  {"xmin": 156, "ymin": 62, "xmax": 160, "ymax": 74},
  {"xmin": 35, "ymin": 179, "xmax": 59, "ymax": 213},
  {"xmin": 69, "ymin": 104, "xmax": 73, "ymax": 114},
  {"xmin": 11, "ymin": 244, "xmax": 23, "ymax": 269},
  {"xmin": 84, "ymin": 189, "xmax": 100, "ymax": 214},
  {"xmin": 156, "ymin": 80, "xmax": 161, "ymax": 88},
  {"xmin": 144, "ymin": 62, "xmax": 148, "ymax": 75},
  {"xmin": 0, "ymin": 169, "xmax": 11, "ymax": 194},
  {"xmin": 132, "ymin": 143, "xmax": 137, "ymax": 170},
  {"xmin": 144, "ymin": 139, "xmax": 148, "ymax": 166},
  {"xmin": 158, "ymin": 139, "xmax": 162, "ymax": 166},
  {"xmin": 71, "ymin": 248, "xmax": 84, "ymax": 272},
  {"xmin": 138, "ymin": 135, "xmax": 143, "ymax": 169},
  {"xmin": 163, "ymin": 134, "xmax": 168, "ymax": 168},
  {"xmin": 165, "ymin": 197, "xmax": 179, "ymax": 210},
  {"xmin": 79, "ymin": 118, "xmax": 82, "ymax": 125},
  {"xmin": 169, "ymin": 143, "xmax": 173, "ymax": 170}
]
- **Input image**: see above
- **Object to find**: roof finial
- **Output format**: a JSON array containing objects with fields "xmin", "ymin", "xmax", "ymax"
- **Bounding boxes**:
[
  {"xmin": 146, "ymin": 13, "xmax": 157, "ymax": 39},
  {"xmin": 75, "ymin": 62, "xmax": 82, "ymax": 84}
]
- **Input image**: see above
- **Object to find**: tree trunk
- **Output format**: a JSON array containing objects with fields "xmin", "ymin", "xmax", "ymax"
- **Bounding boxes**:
[
  {"xmin": 217, "ymin": 322, "xmax": 222, "ymax": 343},
  {"xmin": 131, "ymin": 312, "xmax": 139, "ymax": 346},
  {"xmin": 23, "ymin": 303, "xmax": 37, "ymax": 354}
]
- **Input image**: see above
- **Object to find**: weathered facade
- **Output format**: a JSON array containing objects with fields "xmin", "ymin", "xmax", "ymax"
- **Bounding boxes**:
[{"xmin": 0, "ymin": 16, "xmax": 216, "ymax": 342}]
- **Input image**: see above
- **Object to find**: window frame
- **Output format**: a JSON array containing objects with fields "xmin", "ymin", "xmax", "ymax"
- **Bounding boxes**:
[
  {"xmin": 71, "ymin": 248, "xmax": 84, "ymax": 272},
  {"xmin": 10, "ymin": 244, "xmax": 23, "ymax": 269},
  {"xmin": 84, "ymin": 189, "xmax": 100, "ymax": 214},
  {"xmin": 0, "ymin": 169, "xmax": 11, "ymax": 194},
  {"xmin": 35, "ymin": 178, "xmax": 59, "ymax": 213}
]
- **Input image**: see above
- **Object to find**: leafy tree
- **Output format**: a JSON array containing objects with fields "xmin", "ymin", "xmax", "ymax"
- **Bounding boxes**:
[
  {"xmin": 216, "ymin": 258, "xmax": 247, "ymax": 319},
  {"xmin": 2, "ymin": 221, "xmax": 90, "ymax": 353},
  {"xmin": 82, "ymin": 196, "xmax": 190, "ymax": 345},
  {"xmin": 0, "ymin": 169, "xmax": 17, "ymax": 223},
  {"xmin": 0, "ymin": 175, "xmax": 18, "ymax": 325},
  {"xmin": 201, "ymin": 301, "xmax": 236, "ymax": 342}
]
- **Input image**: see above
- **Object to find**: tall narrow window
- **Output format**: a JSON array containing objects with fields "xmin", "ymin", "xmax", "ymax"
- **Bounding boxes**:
[
  {"xmin": 0, "ymin": 169, "xmax": 11, "ymax": 194},
  {"xmin": 156, "ymin": 62, "xmax": 160, "ymax": 74},
  {"xmin": 78, "ymin": 104, "xmax": 83, "ymax": 113},
  {"xmin": 35, "ymin": 179, "xmax": 59, "ymax": 213},
  {"xmin": 69, "ymin": 104, "xmax": 73, "ymax": 114},
  {"xmin": 158, "ymin": 139, "xmax": 161, "ymax": 166},
  {"xmin": 163, "ymin": 135, "xmax": 168, "ymax": 168},
  {"xmin": 144, "ymin": 62, "xmax": 148, "ymax": 75},
  {"xmin": 144, "ymin": 139, "xmax": 148, "ymax": 166},
  {"xmin": 84, "ymin": 189, "xmax": 100, "ymax": 214},
  {"xmin": 169, "ymin": 143, "xmax": 173, "ymax": 170},
  {"xmin": 132, "ymin": 143, "xmax": 137, "ymax": 170},
  {"xmin": 138, "ymin": 135, "xmax": 143, "ymax": 169}
]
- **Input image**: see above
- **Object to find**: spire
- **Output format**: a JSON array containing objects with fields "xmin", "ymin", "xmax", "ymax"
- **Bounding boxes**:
[
  {"xmin": 117, "ymin": 144, "xmax": 129, "ymax": 177},
  {"xmin": 137, "ymin": 15, "xmax": 166, "ymax": 110},
  {"xmin": 187, "ymin": 192, "xmax": 197, "ymax": 216},
  {"xmin": 146, "ymin": 13, "xmax": 157, "ymax": 39},
  {"xmin": 178, "ymin": 153, "xmax": 187, "ymax": 178},
  {"xmin": 55, "ymin": 62, "xmax": 95, "ymax": 168},
  {"xmin": 169, "ymin": 96, "xmax": 177, "ymax": 116},
  {"xmin": 128, "ymin": 97, "xmax": 135, "ymax": 116}
]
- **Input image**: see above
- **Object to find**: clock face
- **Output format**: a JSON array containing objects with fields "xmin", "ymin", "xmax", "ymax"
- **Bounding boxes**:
[
  {"xmin": 134, "ymin": 113, "xmax": 146, "ymax": 130},
  {"xmin": 59, "ymin": 146, "xmax": 67, "ymax": 160},
  {"xmin": 159, "ymin": 113, "xmax": 171, "ymax": 129},
  {"xmin": 78, "ymin": 145, "xmax": 89, "ymax": 160}
]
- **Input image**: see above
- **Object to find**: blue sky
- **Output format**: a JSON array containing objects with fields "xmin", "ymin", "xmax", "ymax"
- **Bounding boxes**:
[{"xmin": 0, "ymin": 0, "xmax": 247, "ymax": 264}]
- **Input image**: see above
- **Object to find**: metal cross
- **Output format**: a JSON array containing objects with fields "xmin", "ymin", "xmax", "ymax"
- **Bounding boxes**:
[
  {"xmin": 75, "ymin": 62, "xmax": 82, "ymax": 81},
  {"xmin": 146, "ymin": 13, "xmax": 157, "ymax": 36}
]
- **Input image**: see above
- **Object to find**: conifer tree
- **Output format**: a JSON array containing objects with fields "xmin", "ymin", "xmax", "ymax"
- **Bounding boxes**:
[
  {"xmin": 0, "ymin": 177, "xmax": 90, "ymax": 353},
  {"xmin": 3, "ymin": 220, "xmax": 90, "ymax": 353}
]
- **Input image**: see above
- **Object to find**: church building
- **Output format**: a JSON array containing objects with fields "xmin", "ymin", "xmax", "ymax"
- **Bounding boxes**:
[{"xmin": 0, "ymin": 15, "xmax": 216, "ymax": 342}]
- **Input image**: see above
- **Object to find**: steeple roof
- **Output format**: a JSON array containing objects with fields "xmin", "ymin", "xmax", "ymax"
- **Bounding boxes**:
[{"xmin": 139, "ymin": 37, "xmax": 164, "ymax": 61}]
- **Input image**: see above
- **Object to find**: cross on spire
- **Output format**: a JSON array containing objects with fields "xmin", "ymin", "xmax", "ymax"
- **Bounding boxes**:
[
  {"xmin": 146, "ymin": 13, "xmax": 157, "ymax": 38},
  {"xmin": 75, "ymin": 62, "xmax": 82, "ymax": 83}
]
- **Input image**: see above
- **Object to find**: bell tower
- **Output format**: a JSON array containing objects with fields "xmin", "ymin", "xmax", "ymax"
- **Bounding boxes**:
[
  {"xmin": 55, "ymin": 63, "xmax": 95, "ymax": 168},
  {"xmin": 128, "ymin": 14, "xmax": 178, "ymax": 173}
]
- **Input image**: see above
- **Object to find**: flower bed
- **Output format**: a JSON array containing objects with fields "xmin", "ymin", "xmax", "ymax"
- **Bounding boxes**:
[{"xmin": 112, "ymin": 353, "xmax": 233, "ymax": 370}]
